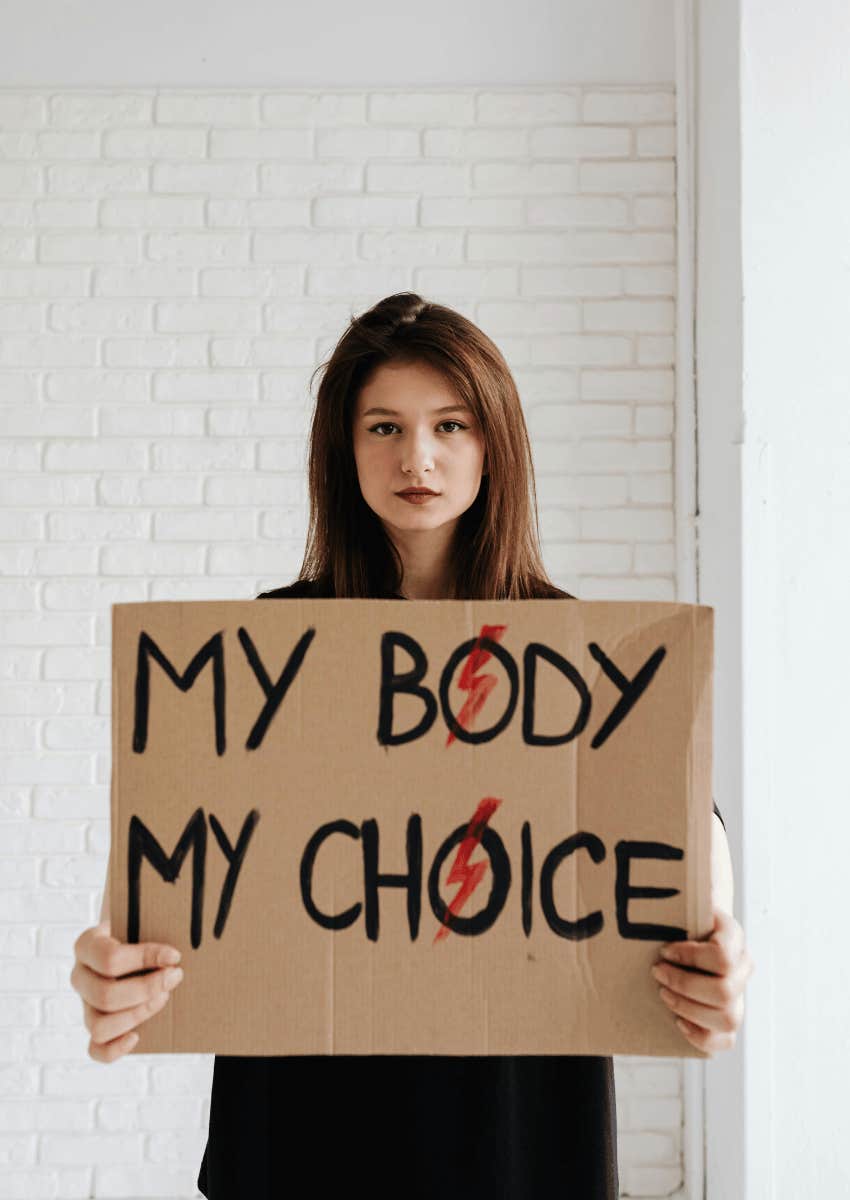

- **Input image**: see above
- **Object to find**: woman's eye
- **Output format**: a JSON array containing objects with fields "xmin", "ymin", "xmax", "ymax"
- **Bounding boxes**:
[{"xmin": 367, "ymin": 420, "xmax": 468, "ymax": 436}]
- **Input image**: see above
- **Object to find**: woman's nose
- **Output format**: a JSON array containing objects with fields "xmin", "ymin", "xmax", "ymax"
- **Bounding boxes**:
[{"xmin": 400, "ymin": 431, "xmax": 436, "ymax": 473}]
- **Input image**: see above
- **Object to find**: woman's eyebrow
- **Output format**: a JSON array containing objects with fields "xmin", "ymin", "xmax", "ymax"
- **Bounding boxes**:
[{"xmin": 361, "ymin": 404, "xmax": 471, "ymax": 417}]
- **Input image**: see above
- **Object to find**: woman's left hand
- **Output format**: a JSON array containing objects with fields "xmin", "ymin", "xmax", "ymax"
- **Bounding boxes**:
[{"xmin": 651, "ymin": 905, "xmax": 754, "ymax": 1054}]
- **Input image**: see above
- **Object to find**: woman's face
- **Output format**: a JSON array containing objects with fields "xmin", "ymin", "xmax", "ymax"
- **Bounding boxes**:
[{"xmin": 351, "ymin": 359, "xmax": 487, "ymax": 542}]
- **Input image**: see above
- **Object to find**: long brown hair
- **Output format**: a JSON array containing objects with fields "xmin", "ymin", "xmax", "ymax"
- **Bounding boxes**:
[{"xmin": 294, "ymin": 291, "xmax": 572, "ymax": 600}]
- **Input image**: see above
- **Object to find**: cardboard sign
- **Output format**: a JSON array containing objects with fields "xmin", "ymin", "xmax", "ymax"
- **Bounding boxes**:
[{"xmin": 110, "ymin": 598, "xmax": 713, "ymax": 1058}]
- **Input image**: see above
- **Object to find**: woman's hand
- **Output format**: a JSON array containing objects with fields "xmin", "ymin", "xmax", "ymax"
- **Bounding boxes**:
[
  {"xmin": 651, "ymin": 905, "xmax": 754, "ymax": 1055},
  {"xmin": 70, "ymin": 919, "xmax": 184, "ymax": 1063}
]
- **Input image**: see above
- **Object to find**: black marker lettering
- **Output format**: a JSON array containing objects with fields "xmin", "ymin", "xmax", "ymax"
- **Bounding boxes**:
[
  {"xmin": 427, "ymin": 821, "xmax": 511, "ymax": 936},
  {"xmin": 539, "ymin": 831, "xmax": 605, "ymax": 940},
  {"xmin": 239, "ymin": 625, "xmax": 317, "ymax": 749},
  {"xmin": 299, "ymin": 819, "xmax": 362, "ymax": 930},
  {"xmin": 377, "ymin": 633, "xmax": 437, "ymax": 745},
  {"xmin": 133, "ymin": 632, "xmax": 226, "ymax": 755},
  {"xmin": 522, "ymin": 642, "xmax": 592, "ymax": 746},
  {"xmin": 208, "ymin": 809, "xmax": 260, "ymax": 938},
  {"xmin": 614, "ymin": 839, "xmax": 686, "ymax": 941},
  {"xmin": 439, "ymin": 636, "xmax": 519, "ymax": 745},
  {"xmin": 588, "ymin": 642, "xmax": 667, "ymax": 748},
  {"xmin": 361, "ymin": 814, "xmax": 423, "ymax": 941},
  {"xmin": 520, "ymin": 820, "xmax": 533, "ymax": 936},
  {"xmin": 127, "ymin": 808, "xmax": 207, "ymax": 949}
]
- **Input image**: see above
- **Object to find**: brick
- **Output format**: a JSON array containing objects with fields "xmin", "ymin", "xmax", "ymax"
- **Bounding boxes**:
[
  {"xmin": 633, "ymin": 196, "xmax": 676, "ymax": 227},
  {"xmin": 43, "ymin": 441, "xmax": 147, "ymax": 471},
  {"xmin": 581, "ymin": 160, "xmax": 675, "ymax": 194},
  {"xmin": 254, "ymin": 231, "xmax": 354, "ymax": 262},
  {"xmin": 424, "ymin": 128, "xmax": 527, "ymax": 158},
  {"xmin": 545, "ymin": 541, "xmax": 631, "ymax": 574},
  {"xmin": 0, "ymin": 337, "xmax": 96, "ymax": 367},
  {"xmin": 0, "ymin": 95, "xmax": 47, "ymax": 126},
  {"xmin": 477, "ymin": 92, "xmax": 580, "ymax": 124},
  {"xmin": 584, "ymin": 299, "xmax": 675, "ymax": 333},
  {"xmin": 637, "ymin": 335, "xmax": 675, "ymax": 365},
  {"xmin": 155, "ymin": 300, "xmax": 260, "ymax": 332},
  {"xmin": 527, "ymin": 195, "xmax": 630, "ymax": 227},
  {"xmin": 210, "ymin": 128, "xmax": 313, "ymax": 158},
  {"xmin": 49, "ymin": 301, "xmax": 151, "ymax": 333},
  {"xmin": 94, "ymin": 266, "xmax": 195, "ymax": 297},
  {"xmin": 369, "ymin": 93, "xmax": 475, "ymax": 124},
  {"xmin": 260, "ymin": 161, "xmax": 362, "ymax": 195},
  {"xmin": 46, "ymin": 164, "xmax": 148, "ymax": 195},
  {"xmin": 40, "ymin": 1132, "xmax": 142, "ymax": 1165},
  {"xmin": 582, "ymin": 369, "xmax": 674, "ymax": 402},
  {"xmin": 582, "ymin": 91, "xmax": 675, "ymax": 124},
  {"xmin": 0, "ymin": 165, "xmax": 42, "ymax": 194},
  {"xmin": 261, "ymin": 93, "xmax": 366, "ymax": 124},
  {"xmin": 49, "ymin": 94, "xmax": 152, "ymax": 127},
  {"xmin": 531, "ymin": 125, "xmax": 631, "ymax": 158},
  {"xmin": 468, "ymin": 231, "xmax": 571, "ymax": 263},
  {"xmin": 317, "ymin": 127, "xmax": 419, "ymax": 158},
  {"xmin": 155, "ymin": 94, "xmax": 259, "ymax": 125},
  {"xmin": 571, "ymin": 230, "xmax": 674, "ymax": 263},
  {"xmin": 0, "ymin": 302, "xmax": 43, "ymax": 331},
  {"xmin": 313, "ymin": 196, "xmax": 417, "ymax": 226},
  {"xmin": 366, "ymin": 162, "xmax": 469, "ymax": 194},
  {"xmin": 359, "ymin": 231, "xmax": 464, "ymax": 265},
  {"xmin": 100, "ymin": 195, "xmax": 204, "ymax": 227},
  {"xmin": 624, "ymin": 266, "xmax": 676, "ymax": 295},
  {"xmin": 146, "ymin": 232, "xmax": 250, "ymax": 265},
  {"xmin": 531, "ymin": 402, "xmax": 630, "ymax": 437},
  {"xmin": 634, "ymin": 405, "xmax": 674, "ymax": 436},
  {"xmin": 207, "ymin": 198, "xmax": 309, "ymax": 227},
  {"xmin": 530, "ymin": 335, "xmax": 632, "ymax": 366},
  {"xmin": 307, "ymin": 265, "xmax": 410, "ymax": 296},
  {"xmin": 580, "ymin": 507, "xmax": 674, "ymax": 541},
  {"xmin": 103, "ymin": 128, "xmax": 207, "ymax": 158},
  {"xmin": 0, "ymin": 268, "xmax": 88, "ymax": 298},
  {"xmin": 473, "ymin": 161, "xmax": 578, "ymax": 194},
  {"xmin": 420, "ymin": 196, "xmax": 524, "ymax": 226},
  {"xmin": 636, "ymin": 125, "xmax": 677, "ymax": 157},
  {"xmin": 152, "ymin": 163, "xmax": 258, "ymax": 195},
  {"xmin": 521, "ymin": 265, "xmax": 622, "ymax": 297}
]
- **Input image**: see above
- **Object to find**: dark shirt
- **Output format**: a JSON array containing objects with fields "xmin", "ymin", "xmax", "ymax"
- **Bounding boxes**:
[{"xmin": 197, "ymin": 579, "xmax": 726, "ymax": 1199}]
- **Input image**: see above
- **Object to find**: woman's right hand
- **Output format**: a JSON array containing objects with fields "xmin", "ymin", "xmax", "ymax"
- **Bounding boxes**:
[{"xmin": 70, "ymin": 919, "xmax": 184, "ymax": 1063}]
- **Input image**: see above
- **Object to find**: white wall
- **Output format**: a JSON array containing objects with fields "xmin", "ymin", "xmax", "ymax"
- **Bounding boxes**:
[
  {"xmin": 737, "ymin": 1, "xmax": 850, "ymax": 1195},
  {"xmin": 0, "ymin": 0, "xmax": 674, "ymax": 88},
  {"xmin": 693, "ymin": 2, "xmax": 746, "ymax": 1195},
  {"xmin": 698, "ymin": 1, "xmax": 850, "ymax": 1196},
  {"xmin": 0, "ymin": 3, "xmax": 712, "ymax": 1197}
]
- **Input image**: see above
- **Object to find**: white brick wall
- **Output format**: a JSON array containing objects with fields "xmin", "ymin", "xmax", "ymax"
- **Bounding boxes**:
[{"xmin": 0, "ymin": 85, "xmax": 684, "ymax": 1198}]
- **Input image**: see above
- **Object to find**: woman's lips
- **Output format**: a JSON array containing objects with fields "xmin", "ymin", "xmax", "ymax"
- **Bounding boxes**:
[{"xmin": 396, "ymin": 491, "xmax": 439, "ymax": 504}]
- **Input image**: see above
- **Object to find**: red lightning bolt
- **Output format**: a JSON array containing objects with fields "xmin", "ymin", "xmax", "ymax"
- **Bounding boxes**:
[
  {"xmin": 445, "ymin": 623, "xmax": 508, "ymax": 747},
  {"xmin": 432, "ymin": 796, "xmax": 502, "ymax": 944}
]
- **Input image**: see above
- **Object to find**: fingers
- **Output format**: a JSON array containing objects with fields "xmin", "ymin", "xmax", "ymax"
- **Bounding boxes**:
[
  {"xmin": 652, "ymin": 906, "xmax": 754, "ymax": 1056},
  {"xmin": 657, "ymin": 984, "xmax": 744, "ymax": 1035},
  {"xmin": 70, "ymin": 922, "xmax": 185, "ymax": 1064},
  {"xmin": 73, "ymin": 924, "xmax": 181, "ymax": 981},
  {"xmin": 87, "ymin": 1026, "xmax": 143, "ymax": 1065},
  {"xmin": 659, "ymin": 917, "xmax": 745, "ymax": 975},
  {"xmin": 71, "ymin": 957, "xmax": 183, "ymax": 1015},
  {"xmin": 673, "ymin": 1015, "xmax": 738, "ymax": 1055},
  {"xmin": 83, "ymin": 983, "xmax": 176, "ymax": 1060},
  {"xmin": 651, "ymin": 956, "xmax": 750, "ymax": 1010}
]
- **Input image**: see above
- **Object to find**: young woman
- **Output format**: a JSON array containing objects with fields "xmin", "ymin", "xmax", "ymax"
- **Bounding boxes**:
[{"xmin": 71, "ymin": 292, "xmax": 753, "ymax": 1199}]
